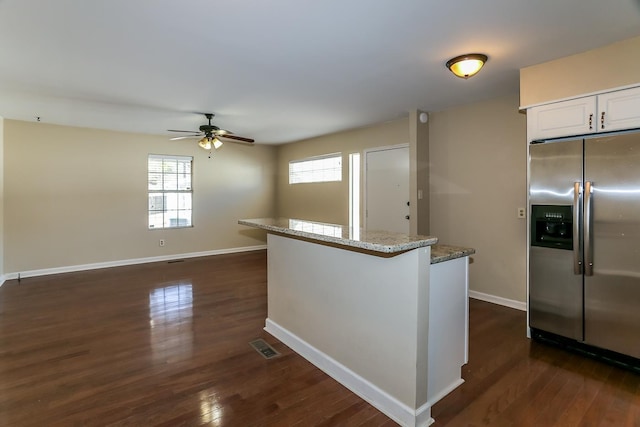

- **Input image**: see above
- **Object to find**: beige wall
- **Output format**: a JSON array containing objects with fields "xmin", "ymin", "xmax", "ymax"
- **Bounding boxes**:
[
  {"xmin": 4, "ymin": 120, "xmax": 276, "ymax": 273},
  {"xmin": 429, "ymin": 93, "xmax": 527, "ymax": 303},
  {"xmin": 520, "ymin": 35, "xmax": 640, "ymax": 107},
  {"xmin": 276, "ymin": 118, "xmax": 410, "ymax": 225},
  {"xmin": 277, "ymin": 95, "xmax": 527, "ymax": 304},
  {"xmin": 3, "ymin": 95, "xmax": 525, "ymax": 305}
]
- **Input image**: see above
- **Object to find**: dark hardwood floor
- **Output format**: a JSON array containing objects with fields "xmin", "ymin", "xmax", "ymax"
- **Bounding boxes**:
[{"xmin": 0, "ymin": 250, "xmax": 638, "ymax": 426}]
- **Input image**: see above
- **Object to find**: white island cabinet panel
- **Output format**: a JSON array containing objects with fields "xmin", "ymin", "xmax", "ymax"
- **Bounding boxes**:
[
  {"xmin": 428, "ymin": 257, "xmax": 469, "ymax": 404},
  {"xmin": 239, "ymin": 218, "xmax": 473, "ymax": 427},
  {"xmin": 266, "ymin": 233, "xmax": 430, "ymax": 412}
]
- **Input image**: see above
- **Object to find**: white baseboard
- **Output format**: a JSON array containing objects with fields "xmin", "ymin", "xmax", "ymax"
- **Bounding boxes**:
[
  {"xmin": 265, "ymin": 318, "xmax": 434, "ymax": 427},
  {"xmin": 426, "ymin": 378, "xmax": 465, "ymax": 408},
  {"xmin": 469, "ymin": 290, "xmax": 526, "ymax": 311},
  {"xmin": 3, "ymin": 245, "xmax": 267, "ymax": 281}
]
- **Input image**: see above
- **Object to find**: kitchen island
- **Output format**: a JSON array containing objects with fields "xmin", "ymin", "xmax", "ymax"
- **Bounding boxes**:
[{"xmin": 238, "ymin": 218, "xmax": 474, "ymax": 427}]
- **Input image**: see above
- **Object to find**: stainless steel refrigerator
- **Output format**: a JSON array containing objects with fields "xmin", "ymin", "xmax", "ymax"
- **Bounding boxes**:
[{"xmin": 529, "ymin": 130, "xmax": 640, "ymax": 360}]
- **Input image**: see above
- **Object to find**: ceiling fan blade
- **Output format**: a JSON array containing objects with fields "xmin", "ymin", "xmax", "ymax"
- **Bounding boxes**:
[
  {"xmin": 219, "ymin": 134, "xmax": 255, "ymax": 143},
  {"xmin": 170, "ymin": 135, "xmax": 200, "ymax": 141},
  {"xmin": 168, "ymin": 129, "xmax": 200, "ymax": 133}
]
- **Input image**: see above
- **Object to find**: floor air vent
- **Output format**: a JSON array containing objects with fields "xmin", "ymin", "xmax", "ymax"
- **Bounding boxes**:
[{"xmin": 249, "ymin": 339, "xmax": 280, "ymax": 359}]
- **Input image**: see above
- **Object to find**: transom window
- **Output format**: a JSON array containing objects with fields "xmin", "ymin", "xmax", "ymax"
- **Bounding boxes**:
[
  {"xmin": 289, "ymin": 153, "xmax": 342, "ymax": 184},
  {"xmin": 148, "ymin": 154, "xmax": 193, "ymax": 229}
]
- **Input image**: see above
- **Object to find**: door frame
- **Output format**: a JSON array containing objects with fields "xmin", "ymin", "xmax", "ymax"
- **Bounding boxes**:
[{"xmin": 363, "ymin": 143, "xmax": 410, "ymax": 231}]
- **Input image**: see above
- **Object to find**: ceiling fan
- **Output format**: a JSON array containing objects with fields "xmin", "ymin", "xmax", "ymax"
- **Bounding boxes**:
[{"xmin": 168, "ymin": 113, "xmax": 254, "ymax": 151}]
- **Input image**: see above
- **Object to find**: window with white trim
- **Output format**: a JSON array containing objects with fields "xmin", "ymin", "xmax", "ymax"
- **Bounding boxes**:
[
  {"xmin": 148, "ymin": 154, "xmax": 193, "ymax": 229},
  {"xmin": 289, "ymin": 153, "xmax": 342, "ymax": 184}
]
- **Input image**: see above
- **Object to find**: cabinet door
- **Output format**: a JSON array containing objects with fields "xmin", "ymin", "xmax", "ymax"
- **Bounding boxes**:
[
  {"xmin": 527, "ymin": 97, "xmax": 596, "ymax": 141},
  {"xmin": 597, "ymin": 86, "xmax": 640, "ymax": 132}
]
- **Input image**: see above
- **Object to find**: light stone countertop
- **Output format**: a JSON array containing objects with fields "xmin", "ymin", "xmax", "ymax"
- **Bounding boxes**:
[
  {"xmin": 240, "ymin": 218, "xmax": 475, "ymax": 261},
  {"xmin": 239, "ymin": 217, "xmax": 438, "ymax": 254},
  {"xmin": 240, "ymin": 218, "xmax": 476, "ymax": 262},
  {"xmin": 430, "ymin": 244, "xmax": 476, "ymax": 264}
]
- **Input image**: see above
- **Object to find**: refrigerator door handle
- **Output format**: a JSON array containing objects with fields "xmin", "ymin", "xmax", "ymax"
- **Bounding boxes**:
[
  {"xmin": 573, "ymin": 182, "xmax": 582, "ymax": 275},
  {"xmin": 584, "ymin": 181, "xmax": 594, "ymax": 276}
]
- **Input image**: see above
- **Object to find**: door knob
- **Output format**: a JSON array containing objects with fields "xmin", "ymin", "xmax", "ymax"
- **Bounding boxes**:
[
  {"xmin": 405, "ymin": 215, "xmax": 410, "ymax": 220},
  {"xmin": 406, "ymin": 201, "xmax": 410, "ymax": 206}
]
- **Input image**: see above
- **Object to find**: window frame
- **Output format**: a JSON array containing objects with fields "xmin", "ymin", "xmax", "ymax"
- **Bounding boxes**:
[
  {"xmin": 288, "ymin": 152, "xmax": 342, "ymax": 184},
  {"xmin": 147, "ymin": 154, "xmax": 193, "ymax": 230}
]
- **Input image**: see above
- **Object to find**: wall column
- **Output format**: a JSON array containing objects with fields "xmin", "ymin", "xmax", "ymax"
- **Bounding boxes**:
[{"xmin": 409, "ymin": 110, "xmax": 430, "ymax": 235}]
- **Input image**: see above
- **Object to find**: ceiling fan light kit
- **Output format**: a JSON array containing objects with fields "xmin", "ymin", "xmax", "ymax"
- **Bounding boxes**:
[
  {"xmin": 446, "ymin": 53, "xmax": 488, "ymax": 79},
  {"xmin": 198, "ymin": 136, "xmax": 223, "ymax": 151},
  {"xmin": 198, "ymin": 138, "xmax": 211, "ymax": 150}
]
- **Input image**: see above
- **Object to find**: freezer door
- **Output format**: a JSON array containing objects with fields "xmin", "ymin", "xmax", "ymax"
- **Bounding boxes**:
[
  {"xmin": 584, "ymin": 132, "xmax": 640, "ymax": 358},
  {"xmin": 529, "ymin": 139, "xmax": 584, "ymax": 340}
]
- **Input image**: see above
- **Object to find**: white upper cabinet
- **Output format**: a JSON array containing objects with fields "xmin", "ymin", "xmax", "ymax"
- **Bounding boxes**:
[
  {"xmin": 527, "ymin": 97, "xmax": 596, "ymax": 141},
  {"xmin": 527, "ymin": 86, "xmax": 640, "ymax": 141},
  {"xmin": 597, "ymin": 86, "xmax": 640, "ymax": 132}
]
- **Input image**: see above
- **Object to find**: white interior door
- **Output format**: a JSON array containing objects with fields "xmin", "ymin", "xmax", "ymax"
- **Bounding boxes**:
[{"xmin": 365, "ymin": 145, "xmax": 410, "ymax": 234}]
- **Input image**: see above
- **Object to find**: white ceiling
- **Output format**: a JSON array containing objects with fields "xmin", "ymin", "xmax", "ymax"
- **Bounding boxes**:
[{"xmin": 1, "ymin": 0, "xmax": 639, "ymax": 144}]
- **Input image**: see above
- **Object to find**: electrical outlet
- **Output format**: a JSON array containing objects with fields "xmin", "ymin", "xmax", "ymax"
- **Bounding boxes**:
[
  {"xmin": 159, "ymin": 239, "xmax": 165, "ymax": 247},
  {"xmin": 517, "ymin": 207, "xmax": 526, "ymax": 219}
]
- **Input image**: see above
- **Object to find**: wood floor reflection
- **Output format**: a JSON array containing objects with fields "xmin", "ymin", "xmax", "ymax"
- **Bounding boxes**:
[
  {"xmin": 0, "ymin": 250, "xmax": 639, "ymax": 426},
  {"xmin": 0, "ymin": 251, "xmax": 395, "ymax": 426}
]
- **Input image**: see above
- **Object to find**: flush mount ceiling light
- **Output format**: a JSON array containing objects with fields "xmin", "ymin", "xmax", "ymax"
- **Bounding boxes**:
[{"xmin": 446, "ymin": 53, "xmax": 488, "ymax": 79}]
